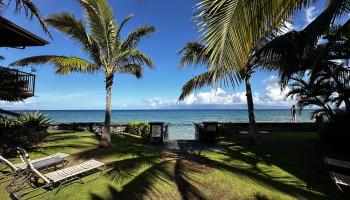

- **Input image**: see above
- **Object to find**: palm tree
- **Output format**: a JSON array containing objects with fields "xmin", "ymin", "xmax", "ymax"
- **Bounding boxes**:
[
  {"xmin": 178, "ymin": 42, "xmax": 263, "ymax": 144},
  {"xmin": 0, "ymin": 0, "xmax": 50, "ymax": 37},
  {"xmin": 254, "ymin": 2, "xmax": 350, "ymax": 120},
  {"xmin": 10, "ymin": 0, "xmax": 155, "ymax": 147},
  {"xmin": 185, "ymin": 0, "xmax": 349, "ymax": 143},
  {"xmin": 184, "ymin": 0, "xmax": 316, "ymax": 143},
  {"xmin": 286, "ymin": 65, "xmax": 350, "ymax": 121},
  {"xmin": 194, "ymin": 0, "xmax": 348, "ymax": 71},
  {"xmin": 255, "ymin": 0, "xmax": 350, "ymax": 86}
]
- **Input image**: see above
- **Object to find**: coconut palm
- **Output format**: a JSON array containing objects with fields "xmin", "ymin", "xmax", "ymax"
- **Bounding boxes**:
[
  {"xmin": 0, "ymin": 0, "xmax": 50, "ymax": 37},
  {"xmin": 183, "ymin": 0, "xmax": 349, "ymax": 143},
  {"xmin": 184, "ymin": 0, "xmax": 315, "ymax": 143},
  {"xmin": 286, "ymin": 65, "xmax": 350, "ymax": 121},
  {"xmin": 255, "ymin": 0, "xmax": 350, "ymax": 86},
  {"xmin": 255, "ymin": 3, "xmax": 350, "ymax": 120},
  {"xmin": 194, "ymin": 0, "xmax": 349, "ymax": 72},
  {"xmin": 10, "ymin": 0, "xmax": 155, "ymax": 147},
  {"xmin": 178, "ymin": 42, "xmax": 263, "ymax": 144}
]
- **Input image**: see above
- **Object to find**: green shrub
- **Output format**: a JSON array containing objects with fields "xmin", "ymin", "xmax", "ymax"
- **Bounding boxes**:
[
  {"xmin": 0, "ymin": 112, "xmax": 52, "ymax": 156},
  {"xmin": 125, "ymin": 122, "xmax": 150, "ymax": 139}
]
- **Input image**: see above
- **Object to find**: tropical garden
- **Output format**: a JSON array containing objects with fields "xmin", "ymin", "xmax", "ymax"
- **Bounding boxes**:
[{"xmin": 0, "ymin": 0, "xmax": 350, "ymax": 199}]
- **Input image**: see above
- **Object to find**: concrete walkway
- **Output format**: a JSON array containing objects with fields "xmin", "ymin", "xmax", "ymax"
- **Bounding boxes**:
[{"xmin": 149, "ymin": 140, "xmax": 227, "ymax": 153}]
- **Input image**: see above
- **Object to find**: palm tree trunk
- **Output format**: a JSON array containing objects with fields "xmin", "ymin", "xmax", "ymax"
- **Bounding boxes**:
[
  {"xmin": 344, "ymin": 98, "xmax": 350, "ymax": 112},
  {"xmin": 245, "ymin": 74, "xmax": 263, "ymax": 145},
  {"xmin": 99, "ymin": 74, "xmax": 114, "ymax": 147}
]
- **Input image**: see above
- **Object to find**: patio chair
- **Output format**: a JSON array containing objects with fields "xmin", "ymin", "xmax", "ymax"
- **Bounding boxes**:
[
  {"xmin": 329, "ymin": 172, "xmax": 350, "ymax": 192},
  {"xmin": 7, "ymin": 148, "xmax": 105, "ymax": 199},
  {"xmin": 324, "ymin": 157, "xmax": 350, "ymax": 191},
  {"xmin": 0, "ymin": 152, "xmax": 69, "ymax": 178},
  {"xmin": 324, "ymin": 157, "xmax": 350, "ymax": 169}
]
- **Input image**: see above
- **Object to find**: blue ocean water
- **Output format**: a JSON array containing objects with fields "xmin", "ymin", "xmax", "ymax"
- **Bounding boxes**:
[{"xmin": 19, "ymin": 109, "xmax": 315, "ymax": 140}]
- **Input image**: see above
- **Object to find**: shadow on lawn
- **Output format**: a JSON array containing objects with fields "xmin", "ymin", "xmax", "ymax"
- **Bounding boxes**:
[
  {"xmin": 220, "ymin": 136, "xmax": 339, "ymax": 197},
  {"xmin": 91, "ymin": 153, "xmax": 208, "ymax": 200},
  {"xmin": 88, "ymin": 134, "xmax": 346, "ymax": 200},
  {"xmin": 89, "ymin": 150, "xmax": 331, "ymax": 200}
]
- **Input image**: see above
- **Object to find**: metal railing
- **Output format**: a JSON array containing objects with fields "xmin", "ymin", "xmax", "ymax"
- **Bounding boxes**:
[{"xmin": 0, "ymin": 66, "xmax": 35, "ymax": 97}]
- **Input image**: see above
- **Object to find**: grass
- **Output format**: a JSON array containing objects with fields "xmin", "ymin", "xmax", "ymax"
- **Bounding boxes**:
[{"xmin": 0, "ymin": 130, "xmax": 348, "ymax": 200}]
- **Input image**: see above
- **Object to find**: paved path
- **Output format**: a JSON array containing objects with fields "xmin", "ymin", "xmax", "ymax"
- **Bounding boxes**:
[{"xmin": 149, "ymin": 140, "xmax": 227, "ymax": 153}]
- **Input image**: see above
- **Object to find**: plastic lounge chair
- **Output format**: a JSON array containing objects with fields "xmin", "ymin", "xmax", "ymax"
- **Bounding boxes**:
[
  {"xmin": 324, "ymin": 157, "xmax": 350, "ymax": 191},
  {"xmin": 325, "ymin": 157, "xmax": 350, "ymax": 169},
  {"xmin": 0, "ymin": 152, "xmax": 69, "ymax": 178},
  {"xmin": 7, "ymin": 148, "xmax": 105, "ymax": 199},
  {"xmin": 329, "ymin": 172, "xmax": 350, "ymax": 192}
]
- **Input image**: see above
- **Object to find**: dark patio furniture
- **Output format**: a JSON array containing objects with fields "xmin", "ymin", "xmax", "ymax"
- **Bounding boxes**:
[{"xmin": 149, "ymin": 122, "xmax": 169, "ymax": 144}]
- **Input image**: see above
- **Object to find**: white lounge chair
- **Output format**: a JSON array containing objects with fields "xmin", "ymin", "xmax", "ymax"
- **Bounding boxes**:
[
  {"xmin": 325, "ymin": 157, "xmax": 350, "ymax": 169},
  {"xmin": 324, "ymin": 157, "xmax": 350, "ymax": 191},
  {"xmin": 7, "ymin": 148, "xmax": 105, "ymax": 199},
  {"xmin": 0, "ymin": 152, "xmax": 69, "ymax": 178},
  {"xmin": 329, "ymin": 172, "xmax": 350, "ymax": 192}
]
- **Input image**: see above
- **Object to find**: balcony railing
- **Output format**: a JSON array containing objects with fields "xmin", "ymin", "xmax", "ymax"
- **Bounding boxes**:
[{"xmin": 0, "ymin": 67, "xmax": 35, "ymax": 100}]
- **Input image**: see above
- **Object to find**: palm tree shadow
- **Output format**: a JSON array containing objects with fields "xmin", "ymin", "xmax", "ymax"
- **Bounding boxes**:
[
  {"xmin": 88, "ymin": 134, "xmax": 344, "ymax": 200},
  {"xmin": 90, "ymin": 153, "xmax": 208, "ymax": 200}
]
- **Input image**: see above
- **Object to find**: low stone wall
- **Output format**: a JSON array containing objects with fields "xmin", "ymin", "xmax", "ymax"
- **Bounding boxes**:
[
  {"xmin": 49, "ymin": 121, "xmax": 318, "ymax": 134},
  {"xmin": 218, "ymin": 122, "xmax": 318, "ymax": 132},
  {"xmin": 49, "ymin": 122, "xmax": 127, "ymax": 133}
]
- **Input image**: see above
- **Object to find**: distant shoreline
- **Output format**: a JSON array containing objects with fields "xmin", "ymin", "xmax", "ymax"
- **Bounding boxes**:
[{"xmin": 10, "ymin": 108, "xmax": 316, "ymax": 111}]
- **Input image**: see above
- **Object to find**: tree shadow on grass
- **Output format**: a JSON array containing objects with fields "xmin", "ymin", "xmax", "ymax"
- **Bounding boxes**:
[
  {"xmin": 90, "ymin": 152, "xmax": 209, "ymax": 200},
  {"xmin": 217, "ymin": 137, "xmax": 344, "ymax": 199},
  {"xmin": 89, "ymin": 145, "xmax": 343, "ymax": 200},
  {"xmin": 71, "ymin": 134, "xmax": 151, "ymax": 162},
  {"xmin": 44, "ymin": 134, "xmax": 94, "ymax": 143}
]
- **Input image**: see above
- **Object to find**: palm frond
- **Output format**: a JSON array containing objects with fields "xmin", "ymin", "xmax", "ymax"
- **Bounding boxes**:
[
  {"xmin": 10, "ymin": 55, "xmax": 100, "ymax": 74},
  {"xmin": 116, "ymin": 14, "xmax": 134, "ymax": 38},
  {"xmin": 8, "ymin": 0, "xmax": 52, "ymax": 37},
  {"xmin": 195, "ymin": 0, "xmax": 313, "ymax": 73},
  {"xmin": 79, "ymin": 0, "xmax": 117, "ymax": 60},
  {"xmin": 45, "ymin": 13, "xmax": 103, "ymax": 66},
  {"xmin": 118, "ymin": 64, "xmax": 143, "ymax": 78},
  {"xmin": 255, "ymin": 0, "xmax": 350, "ymax": 84},
  {"xmin": 114, "ymin": 49, "xmax": 154, "ymax": 69},
  {"xmin": 178, "ymin": 69, "xmax": 238, "ymax": 101},
  {"xmin": 121, "ymin": 25, "xmax": 156, "ymax": 50},
  {"xmin": 178, "ymin": 41, "xmax": 210, "ymax": 69}
]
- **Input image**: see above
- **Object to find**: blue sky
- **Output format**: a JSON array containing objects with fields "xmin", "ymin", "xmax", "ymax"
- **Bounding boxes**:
[{"xmin": 0, "ymin": 0, "xmax": 341, "ymax": 110}]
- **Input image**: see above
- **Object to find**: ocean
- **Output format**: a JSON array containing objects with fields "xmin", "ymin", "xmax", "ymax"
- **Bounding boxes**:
[{"xmin": 19, "ymin": 109, "xmax": 315, "ymax": 140}]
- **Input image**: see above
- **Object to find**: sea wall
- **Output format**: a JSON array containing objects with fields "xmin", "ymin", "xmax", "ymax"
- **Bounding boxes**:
[
  {"xmin": 218, "ymin": 122, "xmax": 318, "ymax": 132},
  {"xmin": 49, "ymin": 121, "xmax": 318, "ymax": 133},
  {"xmin": 49, "ymin": 122, "xmax": 127, "ymax": 133}
]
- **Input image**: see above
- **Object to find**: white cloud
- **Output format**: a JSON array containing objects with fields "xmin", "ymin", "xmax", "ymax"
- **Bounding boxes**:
[
  {"xmin": 141, "ymin": 76, "xmax": 294, "ymax": 108},
  {"xmin": 142, "ymin": 98, "xmax": 176, "ymax": 107},
  {"xmin": 4, "ymin": 77, "xmax": 295, "ymax": 110},
  {"xmin": 180, "ymin": 88, "xmax": 252, "ymax": 105},
  {"xmin": 305, "ymin": 6, "xmax": 317, "ymax": 24},
  {"xmin": 263, "ymin": 75, "xmax": 291, "ymax": 103},
  {"xmin": 0, "ymin": 99, "xmax": 34, "ymax": 110}
]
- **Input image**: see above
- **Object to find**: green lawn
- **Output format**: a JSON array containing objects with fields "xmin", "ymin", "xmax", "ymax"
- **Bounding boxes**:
[{"xmin": 0, "ymin": 130, "xmax": 347, "ymax": 200}]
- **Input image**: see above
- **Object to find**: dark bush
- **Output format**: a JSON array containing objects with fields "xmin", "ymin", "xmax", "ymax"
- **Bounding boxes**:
[
  {"xmin": 125, "ymin": 122, "xmax": 150, "ymax": 139},
  {"xmin": 0, "ymin": 112, "xmax": 52, "ymax": 156},
  {"xmin": 319, "ymin": 111, "xmax": 350, "ymax": 155}
]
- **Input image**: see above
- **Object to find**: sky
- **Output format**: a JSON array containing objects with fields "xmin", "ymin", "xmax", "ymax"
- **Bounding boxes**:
[{"xmin": 0, "ymin": 0, "xmax": 343, "ymax": 110}]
